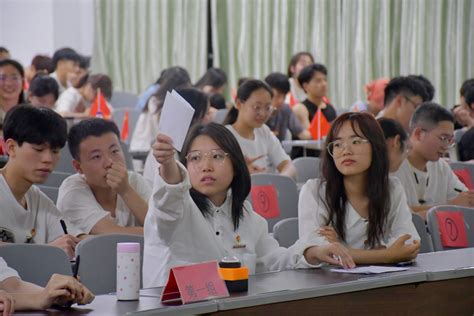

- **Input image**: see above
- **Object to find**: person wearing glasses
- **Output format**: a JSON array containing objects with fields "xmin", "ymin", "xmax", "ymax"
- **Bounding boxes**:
[
  {"xmin": 298, "ymin": 112, "xmax": 420, "ymax": 265},
  {"xmin": 393, "ymin": 103, "xmax": 474, "ymax": 219},
  {"xmin": 144, "ymin": 123, "xmax": 355, "ymax": 287},
  {"xmin": 377, "ymin": 76, "xmax": 429, "ymax": 130},
  {"xmin": 0, "ymin": 59, "xmax": 26, "ymax": 128},
  {"xmin": 224, "ymin": 79, "xmax": 296, "ymax": 178}
]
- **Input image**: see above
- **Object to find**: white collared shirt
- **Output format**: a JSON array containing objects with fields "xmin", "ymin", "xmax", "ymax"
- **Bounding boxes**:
[
  {"xmin": 298, "ymin": 177, "xmax": 419, "ymax": 248},
  {"xmin": 393, "ymin": 159, "xmax": 467, "ymax": 207},
  {"xmin": 143, "ymin": 162, "xmax": 323, "ymax": 287}
]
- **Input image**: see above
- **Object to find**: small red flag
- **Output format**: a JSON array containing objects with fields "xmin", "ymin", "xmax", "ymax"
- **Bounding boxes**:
[
  {"xmin": 90, "ymin": 89, "xmax": 111, "ymax": 119},
  {"xmin": 308, "ymin": 108, "xmax": 331, "ymax": 140},
  {"xmin": 121, "ymin": 111, "xmax": 129, "ymax": 141}
]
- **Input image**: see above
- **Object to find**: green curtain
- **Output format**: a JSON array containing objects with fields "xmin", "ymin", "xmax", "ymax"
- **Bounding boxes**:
[
  {"xmin": 92, "ymin": 0, "xmax": 208, "ymax": 94},
  {"xmin": 211, "ymin": 0, "xmax": 474, "ymax": 108}
]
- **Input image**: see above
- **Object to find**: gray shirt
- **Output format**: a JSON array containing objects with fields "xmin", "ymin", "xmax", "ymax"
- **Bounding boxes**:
[{"xmin": 266, "ymin": 104, "xmax": 304, "ymax": 141}]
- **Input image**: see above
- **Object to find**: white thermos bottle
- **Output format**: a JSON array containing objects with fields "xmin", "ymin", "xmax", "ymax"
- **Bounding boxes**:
[{"xmin": 117, "ymin": 242, "xmax": 140, "ymax": 300}]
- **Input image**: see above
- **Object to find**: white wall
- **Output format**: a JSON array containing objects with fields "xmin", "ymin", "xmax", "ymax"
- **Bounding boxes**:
[{"xmin": 0, "ymin": 0, "xmax": 94, "ymax": 66}]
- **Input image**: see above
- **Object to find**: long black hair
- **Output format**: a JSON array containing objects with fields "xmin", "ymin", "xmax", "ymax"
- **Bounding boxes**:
[
  {"xmin": 321, "ymin": 112, "xmax": 390, "ymax": 248},
  {"xmin": 0, "ymin": 59, "xmax": 26, "ymax": 104},
  {"xmin": 179, "ymin": 123, "xmax": 251, "ymax": 230}
]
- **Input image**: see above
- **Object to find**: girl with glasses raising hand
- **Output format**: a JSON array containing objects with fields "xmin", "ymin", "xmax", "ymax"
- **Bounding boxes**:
[
  {"xmin": 143, "ymin": 123, "xmax": 355, "ymax": 287},
  {"xmin": 299, "ymin": 112, "xmax": 421, "ymax": 264}
]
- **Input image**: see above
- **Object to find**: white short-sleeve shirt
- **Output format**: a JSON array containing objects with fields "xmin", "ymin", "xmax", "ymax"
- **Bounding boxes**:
[
  {"xmin": 0, "ymin": 257, "xmax": 19, "ymax": 282},
  {"xmin": 393, "ymin": 159, "xmax": 467, "ymax": 207},
  {"xmin": 0, "ymin": 175, "xmax": 69, "ymax": 244},
  {"xmin": 55, "ymin": 87, "xmax": 83, "ymax": 113},
  {"xmin": 226, "ymin": 124, "xmax": 290, "ymax": 173},
  {"xmin": 57, "ymin": 172, "xmax": 152, "ymax": 234},
  {"xmin": 298, "ymin": 177, "xmax": 420, "ymax": 249}
]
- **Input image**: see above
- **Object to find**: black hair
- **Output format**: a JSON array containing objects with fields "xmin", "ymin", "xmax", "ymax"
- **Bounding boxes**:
[
  {"xmin": 195, "ymin": 68, "xmax": 227, "ymax": 90},
  {"xmin": 29, "ymin": 74, "xmax": 59, "ymax": 100},
  {"xmin": 409, "ymin": 102, "xmax": 455, "ymax": 132},
  {"xmin": 3, "ymin": 104, "xmax": 66, "ymax": 149},
  {"xmin": 31, "ymin": 55, "xmax": 54, "ymax": 73},
  {"xmin": 52, "ymin": 47, "xmax": 80, "ymax": 70},
  {"xmin": 223, "ymin": 79, "xmax": 273, "ymax": 125},
  {"xmin": 174, "ymin": 88, "xmax": 209, "ymax": 125},
  {"xmin": 321, "ymin": 112, "xmax": 390, "ymax": 248},
  {"xmin": 67, "ymin": 118, "xmax": 120, "ymax": 160},
  {"xmin": 287, "ymin": 52, "xmax": 314, "ymax": 77},
  {"xmin": 209, "ymin": 93, "xmax": 227, "ymax": 110},
  {"xmin": 150, "ymin": 66, "xmax": 192, "ymax": 113},
  {"xmin": 377, "ymin": 117, "xmax": 408, "ymax": 152},
  {"xmin": 297, "ymin": 63, "xmax": 328, "ymax": 88},
  {"xmin": 460, "ymin": 78, "xmax": 474, "ymax": 97},
  {"xmin": 78, "ymin": 55, "xmax": 91, "ymax": 70},
  {"xmin": 383, "ymin": 76, "xmax": 428, "ymax": 106},
  {"xmin": 237, "ymin": 77, "xmax": 252, "ymax": 87},
  {"xmin": 264, "ymin": 72, "xmax": 290, "ymax": 94},
  {"xmin": 88, "ymin": 74, "xmax": 113, "ymax": 101},
  {"xmin": 0, "ymin": 59, "xmax": 26, "ymax": 104},
  {"xmin": 464, "ymin": 84, "xmax": 474, "ymax": 106},
  {"xmin": 179, "ymin": 123, "xmax": 251, "ymax": 230},
  {"xmin": 408, "ymin": 75, "xmax": 435, "ymax": 101},
  {"xmin": 74, "ymin": 73, "xmax": 89, "ymax": 89},
  {"xmin": 0, "ymin": 47, "xmax": 9, "ymax": 54}
]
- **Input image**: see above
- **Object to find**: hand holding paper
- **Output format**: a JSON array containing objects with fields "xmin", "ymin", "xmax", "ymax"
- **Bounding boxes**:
[{"xmin": 158, "ymin": 90, "xmax": 195, "ymax": 152}]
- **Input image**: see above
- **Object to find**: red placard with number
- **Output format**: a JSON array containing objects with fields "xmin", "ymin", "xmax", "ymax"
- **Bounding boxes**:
[
  {"xmin": 250, "ymin": 185, "xmax": 281, "ymax": 219},
  {"xmin": 436, "ymin": 211, "xmax": 468, "ymax": 248},
  {"xmin": 453, "ymin": 169, "xmax": 474, "ymax": 190},
  {"xmin": 161, "ymin": 261, "xmax": 229, "ymax": 305}
]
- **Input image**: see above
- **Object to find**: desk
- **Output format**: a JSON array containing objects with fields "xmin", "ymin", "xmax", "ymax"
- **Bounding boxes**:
[{"xmin": 13, "ymin": 249, "xmax": 474, "ymax": 315}]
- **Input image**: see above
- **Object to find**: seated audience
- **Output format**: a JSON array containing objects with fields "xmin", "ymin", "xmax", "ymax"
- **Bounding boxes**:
[
  {"xmin": 28, "ymin": 74, "xmax": 59, "ymax": 108},
  {"xmin": 24, "ymin": 55, "xmax": 54, "ymax": 86},
  {"xmin": 50, "ymin": 48, "xmax": 81, "ymax": 94},
  {"xmin": 299, "ymin": 112, "xmax": 420, "ymax": 264},
  {"xmin": 286, "ymin": 52, "xmax": 315, "ymax": 106},
  {"xmin": 194, "ymin": 67, "xmax": 228, "ymax": 94},
  {"xmin": 0, "ymin": 59, "xmax": 26, "ymax": 127},
  {"xmin": 57, "ymin": 119, "xmax": 151, "ymax": 235},
  {"xmin": 349, "ymin": 78, "xmax": 389, "ymax": 116},
  {"xmin": 378, "ymin": 117, "xmax": 408, "ymax": 173}
]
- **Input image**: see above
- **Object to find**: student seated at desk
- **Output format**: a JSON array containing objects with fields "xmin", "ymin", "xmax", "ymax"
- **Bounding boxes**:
[
  {"xmin": 393, "ymin": 103, "xmax": 473, "ymax": 219},
  {"xmin": 0, "ymin": 105, "xmax": 80, "ymax": 259},
  {"xmin": 0, "ymin": 257, "xmax": 94, "ymax": 314},
  {"xmin": 224, "ymin": 79, "xmax": 296, "ymax": 178},
  {"xmin": 299, "ymin": 112, "xmax": 420, "ymax": 264},
  {"xmin": 377, "ymin": 117, "xmax": 408, "ymax": 173},
  {"xmin": 57, "ymin": 119, "xmax": 151, "ymax": 235},
  {"xmin": 143, "ymin": 123, "xmax": 354, "ymax": 287}
]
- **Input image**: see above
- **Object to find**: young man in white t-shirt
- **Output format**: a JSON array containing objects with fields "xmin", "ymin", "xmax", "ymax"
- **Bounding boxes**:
[
  {"xmin": 0, "ymin": 257, "xmax": 94, "ymax": 313},
  {"xmin": 394, "ymin": 102, "xmax": 474, "ymax": 219},
  {"xmin": 57, "ymin": 118, "xmax": 151, "ymax": 235},
  {"xmin": 0, "ymin": 105, "xmax": 80, "ymax": 258}
]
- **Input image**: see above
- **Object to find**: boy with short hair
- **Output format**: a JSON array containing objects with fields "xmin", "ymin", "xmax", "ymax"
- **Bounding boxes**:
[
  {"xmin": 378, "ymin": 76, "xmax": 428, "ymax": 130},
  {"xmin": 28, "ymin": 74, "xmax": 59, "ymax": 108},
  {"xmin": 0, "ymin": 105, "xmax": 79, "ymax": 258},
  {"xmin": 50, "ymin": 47, "xmax": 80, "ymax": 94},
  {"xmin": 264, "ymin": 72, "xmax": 311, "ymax": 141},
  {"xmin": 57, "ymin": 118, "xmax": 150, "ymax": 235},
  {"xmin": 394, "ymin": 102, "xmax": 474, "ymax": 218}
]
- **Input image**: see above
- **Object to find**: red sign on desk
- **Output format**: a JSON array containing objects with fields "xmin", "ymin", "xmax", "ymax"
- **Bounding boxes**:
[
  {"xmin": 250, "ymin": 185, "xmax": 280, "ymax": 219},
  {"xmin": 161, "ymin": 261, "xmax": 229, "ymax": 305},
  {"xmin": 436, "ymin": 211, "xmax": 468, "ymax": 248},
  {"xmin": 453, "ymin": 169, "xmax": 474, "ymax": 190}
]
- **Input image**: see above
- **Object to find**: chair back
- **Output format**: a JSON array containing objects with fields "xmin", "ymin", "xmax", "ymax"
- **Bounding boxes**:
[
  {"xmin": 426, "ymin": 205, "xmax": 474, "ymax": 251},
  {"xmin": 411, "ymin": 213, "xmax": 434, "ymax": 253},
  {"xmin": 43, "ymin": 171, "xmax": 72, "ymax": 188},
  {"xmin": 76, "ymin": 234, "xmax": 144, "ymax": 295},
  {"xmin": 213, "ymin": 108, "xmax": 229, "ymax": 124},
  {"xmin": 37, "ymin": 185, "xmax": 59, "ymax": 203},
  {"xmin": 110, "ymin": 91, "xmax": 139, "ymax": 109},
  {"xmin": 0, "ymin": 244, "xmax": 72, "ymax": 287},
  {"xmin": 292, "ymin": 157, "xmax": 321, "ymax": 184},
  {"xmin": 250, "ymin": 173, "xmax": 298, "ymax": 232},
  {"xmin": 273, "ymin": 217, "xmax": 299, "ymax": 248}
]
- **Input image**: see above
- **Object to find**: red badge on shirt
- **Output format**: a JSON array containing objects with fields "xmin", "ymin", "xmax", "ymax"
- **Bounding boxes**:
[{"xmin": 250, "ymin": 185, "xmax": 280, "ymax": 219}]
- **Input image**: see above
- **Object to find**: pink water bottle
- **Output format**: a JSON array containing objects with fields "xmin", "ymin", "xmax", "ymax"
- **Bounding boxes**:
[{"xmin": 117, "ymin": 242, "xmax": 140, "ymax": 300}]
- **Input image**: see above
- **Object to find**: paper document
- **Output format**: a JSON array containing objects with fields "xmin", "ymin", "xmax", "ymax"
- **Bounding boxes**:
[
  {"xmin": 158, "ymin": 90, "xmax": 195, "ymax": 151},
  {"xmin": 330, "ymin": 266, "xmax": 409, "ymax": 274}
]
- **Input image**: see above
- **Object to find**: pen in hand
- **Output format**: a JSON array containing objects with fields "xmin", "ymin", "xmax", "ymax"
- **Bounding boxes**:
[{"xmin": 60, "ymin": 219, "xmax": 68, "ymax": 235}]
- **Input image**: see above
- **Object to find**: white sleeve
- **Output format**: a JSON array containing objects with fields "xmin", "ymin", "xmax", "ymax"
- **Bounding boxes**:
[
  {"xmin": 265, "ymin": 126, "xmax": 290, "ymax": 168},
  {"xmin": 148, "ymin": 161, "xmax": 192, "ymax": 242},
  {"xmin": 143, "ymin": 151, "xmax": 159, "ymax": 187},
  {"xmin": 57, "ymin": 183, "xmax": 109, "ymax": 235},
  {"xmin": 298, "ymin": 179, "xmax": 330, "ymax": 241},
  {"xmin": 385, "ymin": 178, "xmax": 420, "ymax": 247},
  {"xmin": 55, "ymin": 89, "xmax": 79, "ymax": 113},
  {"xmin": 0, "ymin": 257, "xmax": 20, "ymax": 282},
  {"xmin": 129, "ymin": 172, "xmax": 152, "ymax": 202}
]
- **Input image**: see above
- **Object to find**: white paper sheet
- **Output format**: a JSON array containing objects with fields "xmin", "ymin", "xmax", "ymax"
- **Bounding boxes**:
[
  {"xmin": 158, "ymin": 90, "xmax": 195, "ymax": 151},
  {"xmin": 330, "ymin": 266, "xmax": 409, "ymax": 274}
]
